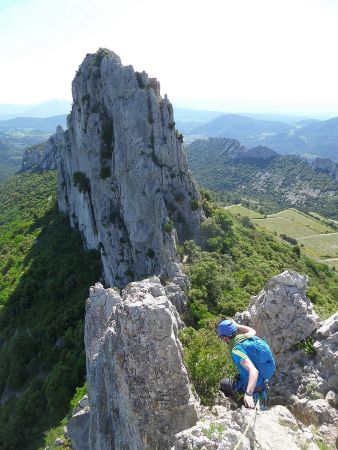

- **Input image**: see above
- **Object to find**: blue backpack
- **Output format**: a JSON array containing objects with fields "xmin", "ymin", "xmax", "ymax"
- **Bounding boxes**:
[{"xmin": 231, "ymin": 335, "xmax": 275, "ymax": 380}]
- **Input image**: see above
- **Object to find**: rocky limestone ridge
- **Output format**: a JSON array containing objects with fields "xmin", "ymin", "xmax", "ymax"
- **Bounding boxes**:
[
  {"xmin": 68, "ymin": 277, "xmax": 199, "ymax": 450},
  {"xmin": 57, "ymin": 49, "xmax": 203, "ymax": 288},
  {"xmin": 311, "ymin": 157, "xmax": 338, "ymax": 183},
  {"xmin": 21, "ymin": 125, "xmax": 65, "ymax": 172},
  {"xmin": 236, "ymin": 269, "xmax": 338, "ymax": 448},
  {"xmin": 188, "ymin": 138, "xmax": 278, "ymax": 163},
  {"xmin": 173, "ymin": 404, "xmax": 321, "ymax": 450},
  {"xmin": 65, "ymin": 273, "xmax": 337, "ymax": 450}
]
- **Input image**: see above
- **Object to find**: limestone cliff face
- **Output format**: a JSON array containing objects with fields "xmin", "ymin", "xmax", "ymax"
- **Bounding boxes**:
[
  {"xmin": 70, "ymin": 278, "xmax": 199, "ymax": 450},
  {"xmin": 57, "ymin": 49, "xmax": 202, "ymax": 287},
  {"xmin": 67, "ymin": 273, "xmax": 337, "ymax": 450},
  {"xmin": 311, "ymin": 157, "xmax": 338, "ymax": 183},
  {"xmin": 21, "ymin": 125, "xmax": 64, "ymax": 172}
]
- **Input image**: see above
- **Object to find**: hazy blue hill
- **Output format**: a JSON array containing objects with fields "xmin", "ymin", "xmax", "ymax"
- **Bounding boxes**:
[
  {"xmin": 22, "ymin": 99, "xmax": 71, "ymax": 118},
  {"xmin": 174, "ymin": 108, "xmax": 225, "ymax": 134},
  {"xmin": 192, "ymin": 113, "xmax": 294, "ymax": 139},
  {"xmin": 186, "ymin": 137, "xmax": 338, "ymax": 219},
  {"xmin": 0, "ymin": 114, "xmax": 67, "ymax": 132},
  {"xmin": 0, "ymin": 99, "xmax": 71, "ymax": 120},
  {"xmin": 187, "ymin": 113, "xmax": 338, "ymax": 161}
]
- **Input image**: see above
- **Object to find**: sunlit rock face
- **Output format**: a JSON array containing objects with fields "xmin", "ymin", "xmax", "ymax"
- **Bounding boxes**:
[
  {"xmin": 236, "ymin": 270, "xmax": 338, "ymax": 448},
  {"xmin": 57, "ymin": 49, "xmax": 202, "ymax": 287},
  {"xmin": 21, "ymin": 125, "xmax": 64, "ymax": 172},
  {"xmin": 84, "ymin": 279, "xmax": 199, "ymax": 450}
]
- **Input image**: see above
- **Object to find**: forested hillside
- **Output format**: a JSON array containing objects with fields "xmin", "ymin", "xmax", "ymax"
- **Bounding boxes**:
[
  {"xmin": 186, "ymin": 138, "xmax": 338, "ymax": 219},
  {"xmin": 1, "ymin": 174, "xmax": 337, "ymax": 449},
  {"xmin": 0, "ymin": 172, "xmax": 101, "ymax": 450}
]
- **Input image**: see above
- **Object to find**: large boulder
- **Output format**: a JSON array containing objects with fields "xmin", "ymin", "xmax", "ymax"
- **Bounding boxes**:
[
  {"xmin": 73, "ymin": 277, "xmax": 199, "ymax": 450},
  {"xmin": 238, "ymin": 270, "xmax": 320, "ymax": 355}
]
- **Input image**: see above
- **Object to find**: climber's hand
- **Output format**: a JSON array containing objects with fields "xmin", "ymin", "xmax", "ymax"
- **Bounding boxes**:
[{"xmin": 244, "ymin": 394, "xmax": 255, "ymax": 409}]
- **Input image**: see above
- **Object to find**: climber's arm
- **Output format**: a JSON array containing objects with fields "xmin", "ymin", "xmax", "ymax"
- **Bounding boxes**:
[
  {"xmin": 240, "ymin": 358, "xmax": 258, "ymax": 409},
  {"xmin": 232, "ymin": 320, "xmax": 256, "ymax": 337}
]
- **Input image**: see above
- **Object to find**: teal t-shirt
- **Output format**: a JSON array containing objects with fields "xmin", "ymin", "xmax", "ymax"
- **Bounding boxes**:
[{"xmin": 231, "ymin": 336, "xmax": 275, "ymax": 391}]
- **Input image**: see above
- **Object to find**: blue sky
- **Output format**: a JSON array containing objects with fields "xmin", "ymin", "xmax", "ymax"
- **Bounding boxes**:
[{"xmin": 1, "ymin": 0, "xmax": 338, "ymax": 115}]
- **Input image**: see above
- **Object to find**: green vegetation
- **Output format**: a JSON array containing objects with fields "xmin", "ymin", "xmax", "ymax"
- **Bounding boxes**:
[
  {"xmin": 228, "ymin": 206, "xmax": 338, "ymax": 266},
  {"xmin": 227, "ymin": 204, "xmax": 264, "ymax": 219},
  {"xmin": 186, "ymin": 139, "xmax": 338, "ymax": 219},
  {"xmin": 100, "ymin": 166, "xmax": 111, "ymax": 179},
  {"xmin": 0, "ymin": 129, "xmax": 50, "ymax": 180},
  {"xmin": 0, "ymin": 172, "xmax": 101, "ymax": 450},
  {"xmin": 180, "ymin": 196, "xmax": 337, "ymax": 403},
  {"xmin": 180, "ymin": 327, "xmax": 236, "ymax": 405},
  {"xmin": 73, "ymin": 171, "xmax": 90, "ymax": 193},
  {"xmin": 163, "ymin": 220, "xmax": 174, "ymax": 233},
  {"xmin": 92, "ymin": 47, "xmax": 112, "ymax": 67},
  {"xmin": 292, "ymin": 336, "xmax": 316, "ymax": 357}
]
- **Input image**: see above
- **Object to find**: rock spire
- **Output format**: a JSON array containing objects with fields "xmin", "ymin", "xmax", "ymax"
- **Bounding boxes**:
[{"xmin": 57, "ymin": 48, "xmax": 202, "ymax": 287}]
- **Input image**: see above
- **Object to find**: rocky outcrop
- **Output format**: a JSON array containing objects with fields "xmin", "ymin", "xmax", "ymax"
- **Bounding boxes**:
[
  {"xmin": 76, "ymin": 278, "xmax": 199, "ymax": 450},
  {"xmin": 238, "ymin": 270, "xmax": 320, "ymax": 356},
  {"xmin": 57, "ymin": 49, "xmax": 202, "ymax": 288},
  {"xmin": 173, "ymin": 405, "xmax": 320, "ymax": 450},
  {"xmin": 237, "ymin": 270, "xmax": 338, "ymax": 448},
  {"xmin": 21, "ymin": 125, "xmax": 64, "ymax": 172},
  {"xmin": 311, "ymin": 157, "xmax": 338, "ymax": 183},
  {"xmin": 244, "ymin": 145, "xmax": 278, "ymax": 162},
  {"xmin": 66, "ymin": 271, "xmax": 337, "ymax": 449}
]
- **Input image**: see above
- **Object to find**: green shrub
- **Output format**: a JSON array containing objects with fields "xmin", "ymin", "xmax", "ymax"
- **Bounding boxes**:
[
  {"xmin": 72, "ymin": 172, "xmax": 90, "ymax": 193},
  {"xmin": 163, "ymin": 220, "xmax": 174, "ymax": 234},
  {"xmin": 190, "ymin": 199, "xmax": 200, "ymax": 211},
  {"xmin": 100, "ymin": 166, "xmax": 111, "ymax": 179},
  {"xmin": 180, "ymin": 327, "xmax": 236, "ymax": 405},
  {"xmin": 175, "ymin": 129, "xmax": 184, "ymax": 143},
  {"xmin": 292, "ymin": 336, "xmax": 316, "ymax": 357},
  {"xmin": 92, "ymin": 48, "xmax": 111, "ymax": 67},
  {"xmin": 146, "ymin": 248, "xmax": 155, "ymax": 258},
  {"xmin": 69, "ymin": 383, "xmax": 87, "ymax": 411}
]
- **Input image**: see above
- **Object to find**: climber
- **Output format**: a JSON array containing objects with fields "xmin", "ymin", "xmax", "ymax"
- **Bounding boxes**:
[{"xmin": 217, "ymin": 319, "xmax": 275, "ymax": 409}]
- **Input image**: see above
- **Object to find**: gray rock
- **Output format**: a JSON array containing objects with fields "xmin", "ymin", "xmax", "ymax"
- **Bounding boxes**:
[
  {"xmin": 311, "ymin": 157, "xmax": 338, "ymax": 183},
  {"xmin": 57, "ymin": 49, "xmax": 203, "ymax": 288},
  {"xmin": 236, "ymin": 270, "xmax": 338, "ymax": 448},
  {"xmin": 21, "ymin": 125, "xmax": 64, "ymax": 172},
  {"xmin": 172, "ymin": 405, "xmax": 320, "ymax": 450},
  {"xmin": 313, "ymin": 312, "xmax": 338, "ymax": 392},
  {"xmin": 67, "ymin": 407, "xmax": 90, "ymax": 450},
  {"xmin": 238, "ymin": 270, "xmax": 319, "ymax": 355},
  {"xmin": 82, "ymin": 278, "xmax": 199, "ymax": 450}
]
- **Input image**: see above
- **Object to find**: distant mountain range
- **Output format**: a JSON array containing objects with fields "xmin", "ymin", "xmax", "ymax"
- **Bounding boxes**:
[
  {"xmin": 0, "ymin": 99, "xmax": 71, "ymax": 120},
  {"xmin": 185, "ymin": 137, "xmax": 338, "ymax": 219},
  {"xmin": 179, "ymin": 112, "xmax": 338, "ymax": 161},
  {"xmin": 0, "ymin": 115, "xmax": 67, "ymax": 132}
]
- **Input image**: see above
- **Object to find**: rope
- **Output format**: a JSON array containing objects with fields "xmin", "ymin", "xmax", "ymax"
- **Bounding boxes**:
[{"xmin": 233, "ymin": 406, "xmax": 257, "ymax": 450}]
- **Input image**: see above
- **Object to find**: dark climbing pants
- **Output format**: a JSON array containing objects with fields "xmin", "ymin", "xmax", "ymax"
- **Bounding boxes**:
[{"xmin": 220, "ymin": 378, "xmax": 238, "ymax": 399}]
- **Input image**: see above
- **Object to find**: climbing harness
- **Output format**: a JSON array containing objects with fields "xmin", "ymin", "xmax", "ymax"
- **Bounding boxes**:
[{"xmin": 233, "ymin": 405, "xmax": 258, "ymax": 450}]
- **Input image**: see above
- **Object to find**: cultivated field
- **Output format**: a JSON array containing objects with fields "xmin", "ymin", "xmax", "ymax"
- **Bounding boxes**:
[
  {"xmin": 227, "ymin": 205, "xmax": 338, "ymax": 267},
  {"xmin": 226, "ymin": 204, "xmax": 264, "ymax": 219}
]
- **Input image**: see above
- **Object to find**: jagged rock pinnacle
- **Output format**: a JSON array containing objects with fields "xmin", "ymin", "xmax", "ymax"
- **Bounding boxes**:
[{"xmin": 57, "ymin": 49, "xmax": 203, "ymax": 287}]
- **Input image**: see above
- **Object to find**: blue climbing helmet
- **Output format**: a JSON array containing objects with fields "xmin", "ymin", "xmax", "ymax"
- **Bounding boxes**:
[{"xmin": 217, "ymin": 319, "xmax": 237, "ymax": 337}]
